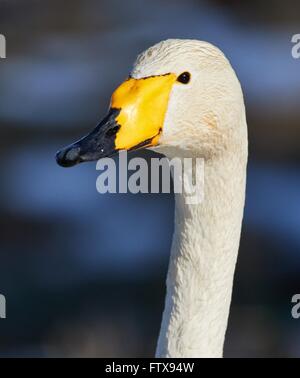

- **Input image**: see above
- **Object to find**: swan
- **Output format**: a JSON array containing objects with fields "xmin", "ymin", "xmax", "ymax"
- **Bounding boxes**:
[{"xmin": 56, "ymin": 39, "xmax": 248, "ymax": 358}]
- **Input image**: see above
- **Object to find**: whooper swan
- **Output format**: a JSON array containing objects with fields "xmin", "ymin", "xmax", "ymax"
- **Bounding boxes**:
[{"xmin": 56, "ymin": 39, "xmax": 248, "ymax": 358}]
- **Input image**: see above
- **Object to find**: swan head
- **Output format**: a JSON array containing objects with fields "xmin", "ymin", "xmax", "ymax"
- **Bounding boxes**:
[{"xmin": 56, "ymin": 39, "xmax": 246, "ymax": 167}]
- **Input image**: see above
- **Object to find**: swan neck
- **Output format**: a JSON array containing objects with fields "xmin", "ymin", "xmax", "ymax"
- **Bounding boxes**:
[{"xmin": 156, "ymin": 151, "xmax": 247, "ymax": 358}]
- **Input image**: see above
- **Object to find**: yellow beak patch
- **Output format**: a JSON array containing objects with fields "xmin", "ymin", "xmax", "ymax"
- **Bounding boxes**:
[{"xmin": 111, "ymin": 73, "xmax": 177, "ymax": 150}]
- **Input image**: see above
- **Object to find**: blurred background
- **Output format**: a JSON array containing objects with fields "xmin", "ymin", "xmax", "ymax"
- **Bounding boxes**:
[{"xmin": 0, "ymin": 0, "xmax": 300, "ymax": 358}]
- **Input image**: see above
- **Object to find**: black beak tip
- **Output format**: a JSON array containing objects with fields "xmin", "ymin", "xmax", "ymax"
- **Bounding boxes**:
[{"xmin": 56, "ymin": 145, "xmax": 81, "ymax": 168}]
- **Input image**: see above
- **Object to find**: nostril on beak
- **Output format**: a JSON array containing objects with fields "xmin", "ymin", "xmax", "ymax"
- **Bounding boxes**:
[{"xmin": 56, "ymin": 145, "xmax": 81, "ymax": 167}]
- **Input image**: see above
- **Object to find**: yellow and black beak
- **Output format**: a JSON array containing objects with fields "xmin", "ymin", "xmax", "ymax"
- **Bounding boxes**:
[{"xmin": 56, "ymin": 73, "xmax": 176, "ymax": 167}]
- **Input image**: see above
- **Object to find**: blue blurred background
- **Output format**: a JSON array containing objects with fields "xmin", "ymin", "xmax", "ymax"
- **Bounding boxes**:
[{"xmin": 0, "ymin": 0, "xmax": 300, "ymax": 357}]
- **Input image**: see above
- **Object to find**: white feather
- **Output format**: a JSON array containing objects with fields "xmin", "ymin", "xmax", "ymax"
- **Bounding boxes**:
[{"xmin": 133, "ymin": 39, "xmax": 248, "ymax": 358}]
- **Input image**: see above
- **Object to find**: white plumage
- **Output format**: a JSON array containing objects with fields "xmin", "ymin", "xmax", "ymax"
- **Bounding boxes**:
[
  {"xmin": 56, "ymin": 38, "xmax": 248, "ymax": 358},
  {"xmin": 132, "ymin": 39, "xmax": 248, "ymax": 358}
]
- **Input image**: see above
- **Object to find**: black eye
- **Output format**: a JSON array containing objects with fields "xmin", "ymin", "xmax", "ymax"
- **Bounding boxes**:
[{"xmin": 177, "ymin": 72, "xmax": 191, "ymax": 84}]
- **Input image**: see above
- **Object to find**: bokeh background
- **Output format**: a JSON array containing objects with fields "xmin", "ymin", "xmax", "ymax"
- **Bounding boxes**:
[{"xmin": 0, "ymin": 0, "xmax": 300, "ymax": 358}]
